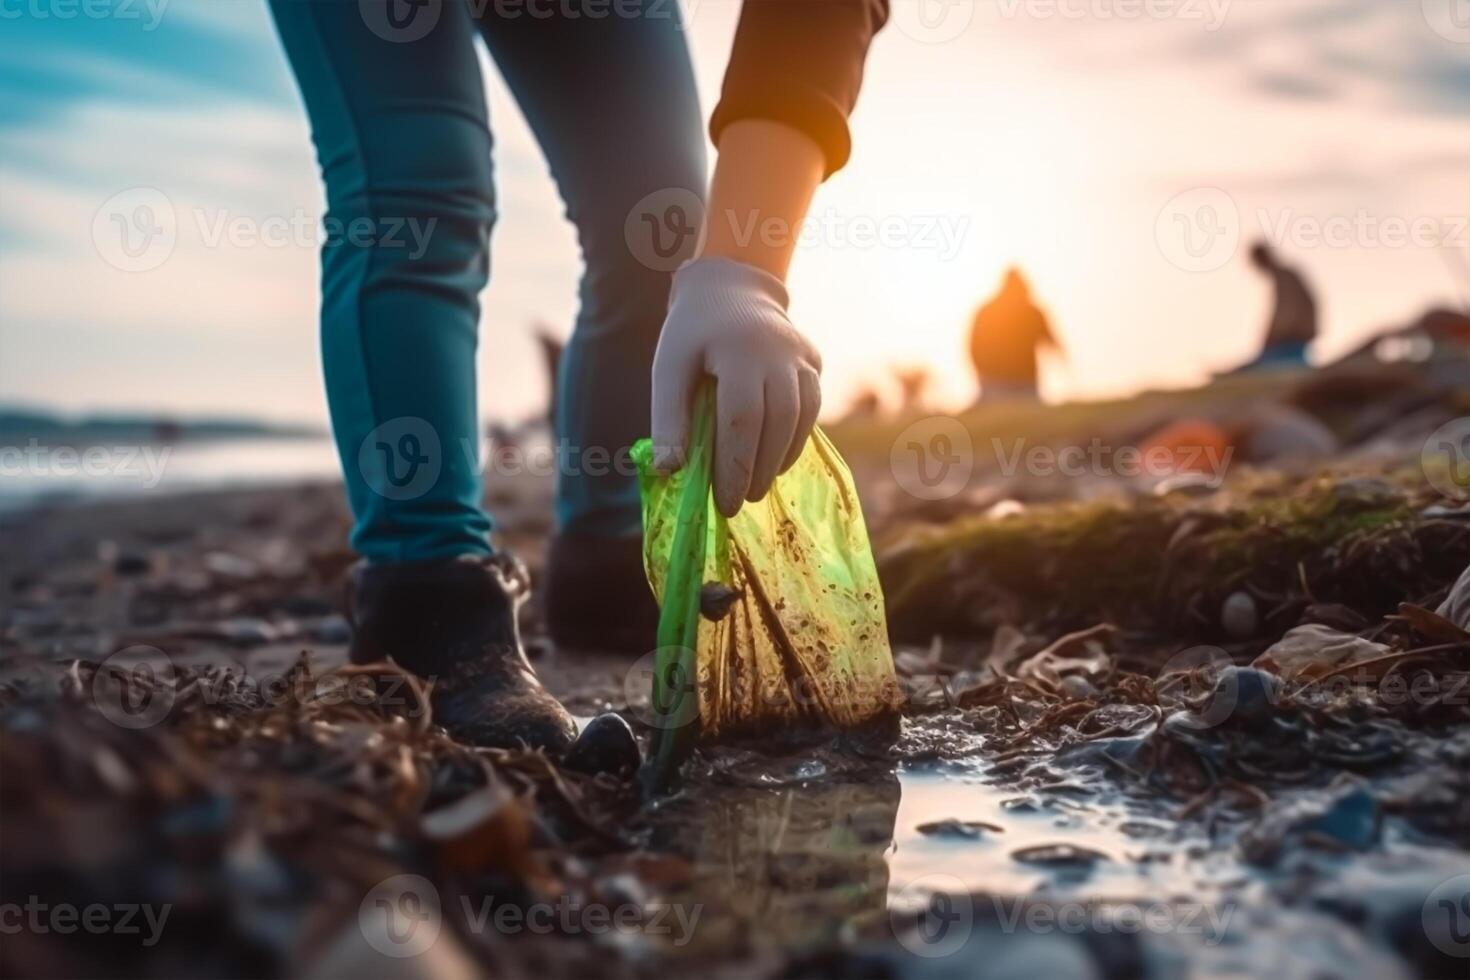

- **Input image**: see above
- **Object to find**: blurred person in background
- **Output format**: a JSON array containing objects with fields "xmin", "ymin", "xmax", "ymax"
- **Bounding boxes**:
[
  {"xmin": 1246, "ymin": 241, "xmax": 1318, "ymax": 369},
  {"xmin": 267, "ymin": 0, "xmax": 886, "ymax": 752},
  {"xmin": 969, "ymin": 267, "xmax": 1058, "ymax": 402}
]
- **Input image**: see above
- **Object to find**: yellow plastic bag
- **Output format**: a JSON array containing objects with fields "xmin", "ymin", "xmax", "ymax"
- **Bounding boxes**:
[{"xmin": 632, "ymin": 385, "xmax": 902, "ymax": 786}]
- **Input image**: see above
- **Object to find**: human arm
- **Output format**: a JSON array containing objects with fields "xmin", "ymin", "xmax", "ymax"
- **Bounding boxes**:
[{"xmin": 649, "ymin": 0, "xmax": 889, "ymax": 517}]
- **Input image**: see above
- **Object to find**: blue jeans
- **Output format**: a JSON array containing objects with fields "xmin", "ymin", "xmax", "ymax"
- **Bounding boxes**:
[{"xmin": 267, "ymin": 0, "xmax": 707, "ymax": 562}]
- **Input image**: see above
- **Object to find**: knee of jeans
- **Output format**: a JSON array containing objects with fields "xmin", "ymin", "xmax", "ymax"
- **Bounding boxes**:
[
  {"xmin": 324, "ymin": 187, "xmax": 494, "ymax": 267},
  {"xmin": 319, "ymin": 135, "xmax": 496, "ymax": 262},
  {"xmin": 574, "ymin": 184, "xmax": 705, "ymax": 322}
]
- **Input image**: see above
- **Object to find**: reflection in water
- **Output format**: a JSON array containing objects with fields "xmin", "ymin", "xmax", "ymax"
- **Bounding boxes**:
[
  {"xmin": 887, "ymin": 761, "xmax": 1214, "ymax": 902},
  {"xmin": 651, "ymin": 765, "xmax": 901, "ymax": 955}
]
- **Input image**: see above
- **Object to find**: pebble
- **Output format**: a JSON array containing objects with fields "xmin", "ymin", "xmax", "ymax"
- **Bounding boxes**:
[
  {"xmin": 309, "ymin": 615, "xmax": 352, "ymax": 645},
  {"xmin": 1011, "ymin": 843, "xmax": 1110, "ymax": 868},
  {"xmin": 1221, "ymin": 591, "xmax": 1258, "ymax": 638},
  {"xmin": 214, "ymin": 617, "xmax": 278, "ymax": 647},
  {"xmin": 113, "ymin": 552, "xmax": 151, "ymax": 576},
  {"xmin": 1209, "ymin": 665, "xmax": 1282, "ymax": 728},
  {"xmin": 563, "ymin": 712, "xmax": 641, "ymax": 777},
  {"xmin": 1059, "ymin": 675, "xmax": 1099, "ymax": 699},
  {"xmin": 916, "ymin": 818, "xmax": 1004, "ymax": 839}
]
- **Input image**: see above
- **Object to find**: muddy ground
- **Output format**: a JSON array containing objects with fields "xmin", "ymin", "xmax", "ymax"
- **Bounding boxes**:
[{"xmin": 3, "ymin": 360, "xmax": 1470, "ymax": 979}]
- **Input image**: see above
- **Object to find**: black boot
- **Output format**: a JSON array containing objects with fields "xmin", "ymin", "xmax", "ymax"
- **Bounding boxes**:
[
  {"xmin": 347, "ymin": 553, "xmax": 576, "ymax": 752},
  {"xmin": 544, "ymin": 533, "xmax": 660, "ymax": 654}
]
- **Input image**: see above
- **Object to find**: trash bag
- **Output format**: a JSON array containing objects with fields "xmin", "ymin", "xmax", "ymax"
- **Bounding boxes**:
[{"xmin": 632, "ymin": 384, "xmax": 902, "ymax": 785}]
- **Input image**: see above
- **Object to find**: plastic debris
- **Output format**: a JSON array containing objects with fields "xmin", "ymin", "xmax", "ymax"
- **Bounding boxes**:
[{"xmin": 633, "ymin": 384, "xmax": 903, "ymax": 789}]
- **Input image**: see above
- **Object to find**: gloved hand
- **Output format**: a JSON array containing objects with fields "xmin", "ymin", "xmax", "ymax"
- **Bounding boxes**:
[{"xmin": 651, "ymin": 257, "xmax": 823, "ymax": 518}]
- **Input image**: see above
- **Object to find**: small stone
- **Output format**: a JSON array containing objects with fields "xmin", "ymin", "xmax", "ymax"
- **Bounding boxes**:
[
  {"xmin": 1221, "ymin": 591, "xmax": 1258, "ymax": 638},
  {"xmin": 204, "ymin": 552, "xmax": 259, "ymax": 580},
  {"xmin": 1059, "ymin": 674, "xmax": 1098, "ymax": 699},
  {"xmin": 793, "ymin": 758, "xmax": 827, "ymax": 780},
  {"xmin": 214, "ymin": 617, "xmax": 278, "ymax": 647},
  {"xmin": 563, "ymin": 712, "xmax": 641, "ymax": 777},
  {"xmin": 309, "ymin": 614, "xmax": 352, "ymax": 645},
  {"xmin": 113, "ymin": 552, "xmax": 151, "ymax": 576},
  {"xmin": 916, "ymin": 818, "xmax": 1004, "ymax": 839},
  {"xmin": 1208, "ymin": 665, "xmax": 1282, "ymax": 728},
  {"xmin": 699, "ymin": 582, "xmax": 742, "ymax": 622},
  {"xmin": 1152, "ymin": 472, "xmax": 1219, "ymax": 498},
  {"xmin": 1011, "ymin": 843, "xmax": 1109, "ymax": 867}
]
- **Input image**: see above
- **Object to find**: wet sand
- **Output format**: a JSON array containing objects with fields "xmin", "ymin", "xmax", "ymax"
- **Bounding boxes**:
[{"xmin": 5, "ymin": 363, "xmax": 1470, "ymax": 978}]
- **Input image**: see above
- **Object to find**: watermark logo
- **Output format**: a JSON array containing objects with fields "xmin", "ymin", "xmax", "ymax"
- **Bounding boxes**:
[
  {"xmin": 995, "ymin": 0, "xmax": 1230, "ymax": 31},
  {"xmin": 1255, "ymin": 208, "xmax": 1469, "ymax": 252},
  {"xmin": 625, "ymin": 188, "xmax": 705, "ymax": 272},
  {"xmin": 0, "ymin": 897, "xmax": 171, "ymax": 946},
  {"xmin": 359, "ymin": 417, "xmax": 442, "ymax": 501},
  {"xmin": 622, "ymin": 648, "xmax": 700, "ymax": 730},
  {"xmin": 0, "ymin": 441, "xmax": 172, "ymax": 488},
  {"xmin": 890, "ymin": 0, "xmax": 974, "ymax": 44},
  {"xmin": 360, "ymin": 875, "xmax": 442, "ymax": 958},
  {"xmin": 1423, "ymin": 417, "xmax": 1470, "ymax": 500},
  {"xmin": 91, "ymin": 646, "xmax": 177, "ymax": 730},
  {"xmin": 0, "ymin": 0, "xmax": 170, "ymax": 31},
  {"xmin": 1156, "ymin": 187, "xmax": 1241, "ymax": 273},
  {"xmin": 989, "ymin": 896, "xmax": 1234, "ymax": 943},
  {"xmin": 360, "ymin": 0, "xmax": 442, "ymax": 42},
  {"xmin": 461, "ymin": 895, "xmax": 701, "ymax": 943},
  {"xmin": 715, "ymin": 207, "xmax": 970, "ymax": 261},
  {"xmin": 890, "ymin": 416, "xmax": 974, "ymax": 501},
  {"xmin": 891, "ymin": 874, "xmax": 973, "ymax": 958},
  {"xmin": 1155, "ymin": 645, "xmax": 1236, "ymax": 727},
  {"xmin": 991, "ymin": 436, "xmax": 1231, "ymax": 487},
  {"xmin": 1422, "ymin": 873, "xmax": 1470, "ymax": 958},
  {"xmin": 1424, "ymin": 0, "xmax": 1470, "ymax": 43},
  {"xmin": 93, "ymin": 187, "xmax": 177, "ymax": 273}
]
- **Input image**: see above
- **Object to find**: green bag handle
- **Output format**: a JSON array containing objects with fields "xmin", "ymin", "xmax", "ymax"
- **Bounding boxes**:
[{"xmin": 639, "ymin": 381, "xmax": 715, "ymax": 796}]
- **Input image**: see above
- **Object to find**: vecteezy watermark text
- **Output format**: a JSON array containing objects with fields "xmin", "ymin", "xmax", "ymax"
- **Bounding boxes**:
[
  {"xmin": 0, "ymin": 441, "xmax": 171, "ymax": 489},
  {"xmin": 0, "ymin": 0, "xmax": 169, "ymax": 30},
  {"xmin": 1257, "ymin": 208, "xmax": 1469, "ymax": 252},
  {"xmin": 461, "ymin": 894, "xmax": 701, "ymax": 944},
  {"xmin": 889, "ymin": 417, "xmax": 1235, "ymax": 502},
  {"xmin": 92, "ymin": 189, "xmax": 441, "ymax": 273},
  {"xmin": 716, "ymin": 207, "xmax": 970, "ymax": 262},
  {"xmin": 0, "ymin": 898, "xmax": 171, "ymax": 947},
  {"xmin": 991, "ymin": 436, "xmax": 1233, "ymax": 486},
  {"xmin": 989, "ymin": 895, "xmax": 1235, "ymax": 943},
  {"xmin": 1156, "ymin": 186, "xmax": 1470, "ymax": 273},
  {"xmin": 996, "ymin": 0, "xmax": 1230, "ymax": 31},
  {"xmin": 358, "ymin": 874, "xmax": 701, "ymax": 958}
]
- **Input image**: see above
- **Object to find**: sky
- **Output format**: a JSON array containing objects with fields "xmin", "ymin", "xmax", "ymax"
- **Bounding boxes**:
[{"xmin": 1, "ymin": 0, "xmax": 1467, "ymax": 426}]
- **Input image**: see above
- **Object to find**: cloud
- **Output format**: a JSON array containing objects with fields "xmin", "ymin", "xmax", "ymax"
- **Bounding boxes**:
[
  {"xmin": 1189, "ymin": 0, "xmax": 1470, "ymax": 117},
  {"xmin": 0, "ymin": 0, "xmax": 294, "ymax": 127}
]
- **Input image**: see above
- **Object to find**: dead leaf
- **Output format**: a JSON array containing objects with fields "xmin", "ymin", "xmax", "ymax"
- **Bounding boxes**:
[{"xmin": 1397, "ymin": 602, "xmax": 1470, "ymax": 644}]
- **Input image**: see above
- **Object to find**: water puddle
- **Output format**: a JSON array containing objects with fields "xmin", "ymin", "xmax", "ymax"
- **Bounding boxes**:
[
  {"xmin": 649, "ymin": 715, "xmax": 1470, "ymax": 976},
  {"xmin": 887, "ymin": 760, "xmax": 1224, "ymax": 901}
]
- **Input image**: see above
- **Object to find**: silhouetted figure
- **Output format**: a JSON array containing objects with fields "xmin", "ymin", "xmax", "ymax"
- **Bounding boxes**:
[
  {"xmin": 840, "ymin": 386, "xmax": 881, "ymax": 423},
  {"xmin": 1247, "ymin": 243, "xmax": 1317, "ymax": 368},
  {"xmin": 893, "ymin": 365, "xmax": 932, "ymax": 411},
  {"xmin": 969, "ymin": 268, "xmax": 1055, "ymax": 401}
]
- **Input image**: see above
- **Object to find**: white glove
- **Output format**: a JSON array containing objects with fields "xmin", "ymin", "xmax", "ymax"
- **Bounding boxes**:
[{"xmin": 651, "ymin": 257, "xmax": 823, "ymax": 518}]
